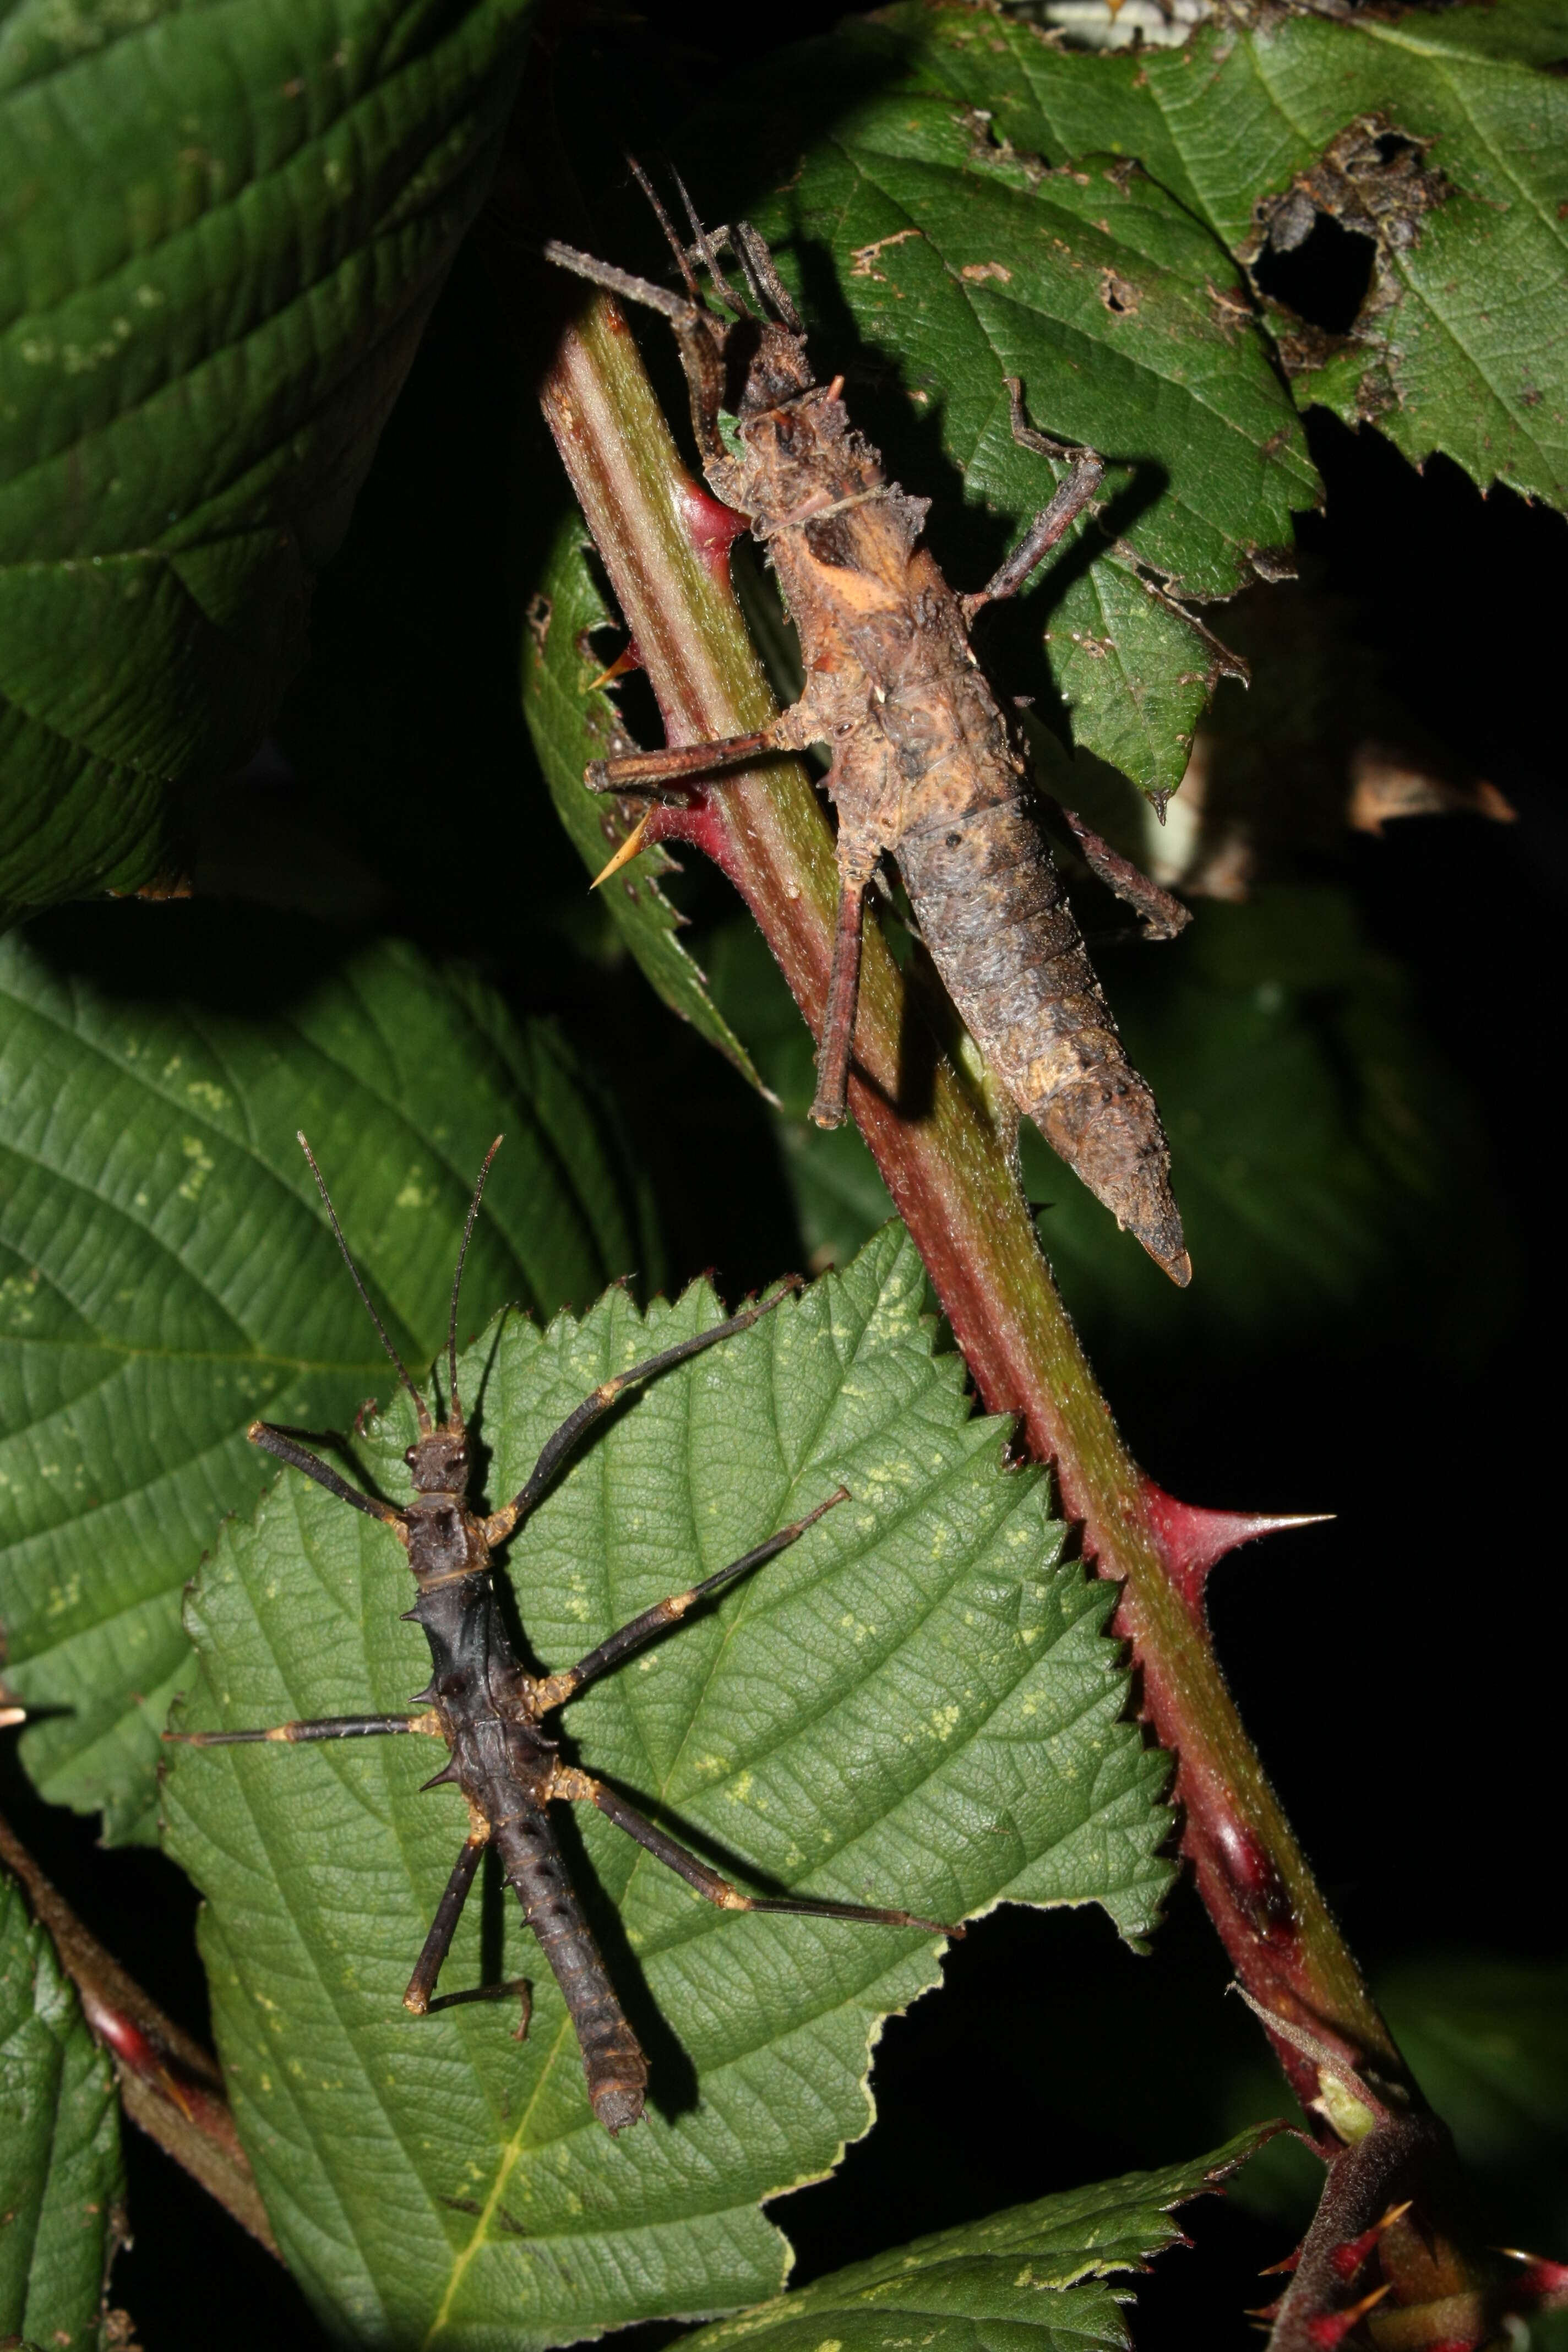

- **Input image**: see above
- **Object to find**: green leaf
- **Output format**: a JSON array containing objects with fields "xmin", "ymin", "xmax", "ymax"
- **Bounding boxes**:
[
  {"xmin": 0, "ymin": 0, "xmax": 535, "ymax": 922},
  {"xmin": 681, "ymin": 2130, "xmax": 1275, "ymax": 2352},
  {"xmin": 160, "ymin": 1224, "xmax": 1172, "ymax": 2348},
  {"xmin": 0, "ymin": 910, "xmax": 655, "ymax": 1843},
  {"xmin": 523, "ymin": 513, "xmax": 770, "ymax": 1091},
  {"xmin": 844, "ymin": 2, "xmax": 1568, "ymax": 507},
  {"xmin": 676, "ymin": 13, "xmax": 1317, "ymax": 797},
  {"xmin": 0, "ymin": 1872, "xmax": 123, "ymax": 2350}
]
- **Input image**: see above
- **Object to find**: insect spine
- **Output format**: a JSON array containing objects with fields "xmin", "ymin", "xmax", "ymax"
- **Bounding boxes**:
[{"xmin": 546, "ymin": 183, "xmax": 1191, "ymax": 1286}]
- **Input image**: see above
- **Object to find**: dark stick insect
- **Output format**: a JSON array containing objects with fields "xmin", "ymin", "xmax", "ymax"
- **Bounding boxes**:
[
  {"xmin": 546, "ymin": 177, "xmax": 1192, "ymax": 1284},
  {"xmin": 167, "ymin": 1136, "xmax": 957, "ymax": 2135}
]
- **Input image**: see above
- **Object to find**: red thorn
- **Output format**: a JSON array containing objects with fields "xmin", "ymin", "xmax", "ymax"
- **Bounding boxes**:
[
  {"xmin": 1306, "ymin": 2282, "xmax": 1390, "ymax": 2346},
  {"xmin": 1503, "ymin": 2253, "xmax": 1568, "ymax": 2299},
  {"xmin": 585, "ymin": 639, "xmax": 644, "ymax": 693},
  {"xmin": 1260, "ymin": 2247, "xmax": 1304, "ymax": 2279},
  {"xmin": 635, "ymin": 780, "xmax": 735, "ymax": 875},
  {"xmin": 1329, "ymin": 2201, "xmax": 1412, "ymax": 2281},
  {"xmin": 81, "ymin": 1995, "xmax": 157, "ymax": 2075},
  {"xmin": 1141, "ymin": 1476, "xmax": 1331, "ymax": 1619},
  {"xmin": 673, "ymin": 477, "xmax": 746, "ymax": 584}
]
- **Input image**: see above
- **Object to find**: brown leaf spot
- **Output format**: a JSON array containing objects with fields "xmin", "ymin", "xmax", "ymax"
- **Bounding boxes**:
[
  {"xmin": 1099, "ymin": 269, "xmax": 1140, "ymax": 315},
  {"xmin": 849, "ymin": 228, "xmax": 923, "ymax": 283},
  {"xmin": 960, "ymin": 262, "xmax": 1012, "ymax": 284}
]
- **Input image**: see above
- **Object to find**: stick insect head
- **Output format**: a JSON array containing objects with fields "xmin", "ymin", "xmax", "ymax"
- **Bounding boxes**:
[{"xmin": 652, "ymin": 170, "xmax": 814, "ymax": 415}]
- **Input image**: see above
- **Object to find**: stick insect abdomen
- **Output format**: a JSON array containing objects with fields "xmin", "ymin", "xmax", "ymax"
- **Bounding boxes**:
[
  {"xmin": 410, "ymin": 1571, "xmax": 650, "ymax": 2132},
  {"xmin": 897, "ymin": 793, "xmax": 1189, "ymax": 1283},
  {"xmin": 489, "ymin": 1804, "xmax": 649, "ymax": 2133}
]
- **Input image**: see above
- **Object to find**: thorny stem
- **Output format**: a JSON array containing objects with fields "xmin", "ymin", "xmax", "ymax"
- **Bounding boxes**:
[
  {"xmin": 0, "ymin": 1805, "xmax": 279, "ymax": 2256},
  {"xmin": 530, "ymin": 275, "xmax": 1400, "ymax": 2116}
]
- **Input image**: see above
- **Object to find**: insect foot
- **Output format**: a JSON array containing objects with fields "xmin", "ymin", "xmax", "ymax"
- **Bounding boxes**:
[{"xmin": 547, "ymin": 184, "xmax": 1190, "ymax": 1284}]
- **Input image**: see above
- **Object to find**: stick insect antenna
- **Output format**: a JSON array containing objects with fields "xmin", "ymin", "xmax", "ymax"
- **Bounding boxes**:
[
  {"xmin": 670, "ymin": 165, "xmax": 751, "ymax": 318},
  {"xmin": 734, "ymin": 220, "xmax": 804, "ymax": 336},
  {"xmin": 296, "ymin": 1133, "xmax": 432, "ymax": 1434},
  {"xmin": 448, "ymin": 1137, "xmax": 503, "ymax": 1424},
  {"xmin": 625, "ymin": 156, "xmax": 704, "ymax": 307},
  {"xmin": 542, "ymin": 239, "xmax": 694, "ymax": 326}
]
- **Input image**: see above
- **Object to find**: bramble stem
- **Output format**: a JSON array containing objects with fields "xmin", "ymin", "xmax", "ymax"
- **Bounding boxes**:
[{"xmin": 0, "ymin": 1806, "xmax": 278, "ymax": 2255}]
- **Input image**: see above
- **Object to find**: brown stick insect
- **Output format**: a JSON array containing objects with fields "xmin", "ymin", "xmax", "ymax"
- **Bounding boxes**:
[
  {"xmin": 546, "ymin": 180, "xmax": 1191, "ymax": 1286},
  {"xmin": 167, "ymin": 1137, "xmax": 956, "ymax": 2135}
]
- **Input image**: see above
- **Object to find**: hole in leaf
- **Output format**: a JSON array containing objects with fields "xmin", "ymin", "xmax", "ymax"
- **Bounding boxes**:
[{"xmin": 1253, "ymin": 208, "xmax": 1375, "ymax": 337}]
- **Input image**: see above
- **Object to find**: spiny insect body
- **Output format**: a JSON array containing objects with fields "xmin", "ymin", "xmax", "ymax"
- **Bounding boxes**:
[
  {"xmin": 168, "ymin": 1137, "xmax": 956, "ymax": 2134},
  {"xmin": 546, "ymin": 178, "xmax": 1190, "ymax": 1285}
]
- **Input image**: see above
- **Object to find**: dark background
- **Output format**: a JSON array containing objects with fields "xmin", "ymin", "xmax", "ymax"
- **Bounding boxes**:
[{"xmin": 3, "ymin": 3, "xmax": 1562, "ymax": 2343}]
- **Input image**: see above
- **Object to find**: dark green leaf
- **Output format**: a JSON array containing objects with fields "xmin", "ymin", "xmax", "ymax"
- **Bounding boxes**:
[
  {"xmin": 0, "ymin": 0, "xmax": 535, "ymax": 922},
  {"xmin": 1383, "ymin": 1955, "xmax": 1568, "ymax": 2251},
  {"xmin": 682, "ymin": 2130, "xmax": 1275, "ymax": 2352},
  {"xmin": 0, "ymin": 1873, "xmax": 123, "ymax": 2349},
  {"xmin": 841, "ymin": 3, "xmax": 1567, "ymax": 508},
  {"xmin": 0, "ymin": 911, "xmax": 655, "ymax": 1842},
  {"xmin": 524, "ymin": 515, "xmax": 769, "ymax": 1090},
  {"xmin": 161, "ymin": 1224, "xmax": 1171, "ymax": 2346}
]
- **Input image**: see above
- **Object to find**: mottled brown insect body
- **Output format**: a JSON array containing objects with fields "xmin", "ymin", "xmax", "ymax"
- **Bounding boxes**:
[{"xmin": 546, "ymin": 198, "xmax": 1190, "ymax": 1284}]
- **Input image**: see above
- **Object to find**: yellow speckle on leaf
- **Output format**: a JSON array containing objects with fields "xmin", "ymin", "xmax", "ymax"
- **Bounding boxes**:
[{"xmin": 178, "ymin": 1135, "xmax": 215, "ymax": 1201}]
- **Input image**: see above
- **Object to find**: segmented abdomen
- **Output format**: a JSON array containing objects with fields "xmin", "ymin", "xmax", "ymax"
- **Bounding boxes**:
[
  {"xmin": 897, "ymin": 794, "xmax": 1189, "ymax": 1285},
  {"xmin": 492, "ymin": 1805, "xmax": 648, "ymax": 2132}
]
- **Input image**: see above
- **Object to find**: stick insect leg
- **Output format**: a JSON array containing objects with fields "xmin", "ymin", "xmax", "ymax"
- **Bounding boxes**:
[
  {"xmin": 1043, "ymin": 799, "xmax": 1189, "ymax": 939},
  {"xmin": 808, "ymin": 839, "xmax": 879, "ymax": 1130},
  {"xmin": 248, "ymin": 1421, "xmax": 401, "ymax": 1526},
  {"xmin": 531, "ymin": 1487, "xmax": 848, "ymax": 1713},
  {"xmin": 403, "ymin": 1835, "xmax": 532, "ymax": 2037},
  {"xmin": 584, "ymin": 715, "xmax": 803, "ymax": 799},
  {"xmin": 484, "ymin": 1282, "xmax": 801, "ymax": 1544},
  {"xmin": 165, "ymin": 1711, "xmax": 440, "ymax": 1750},
  {"xmin": 554, "ymin": 1767, "xmax": 960, "ymax": 1939},
  {"xmin": 544, "ymin": 239, "xmax": 730, "ymax": 472},
  {"xmin": 962, "ymin": 379, "xmax": 1106, "ymax": 622}
]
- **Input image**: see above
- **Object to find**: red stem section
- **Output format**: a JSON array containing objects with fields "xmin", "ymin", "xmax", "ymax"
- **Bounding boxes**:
[{"xmin": 1, "ymin": 1805, "xmax": 278, "ymax": 2255}]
